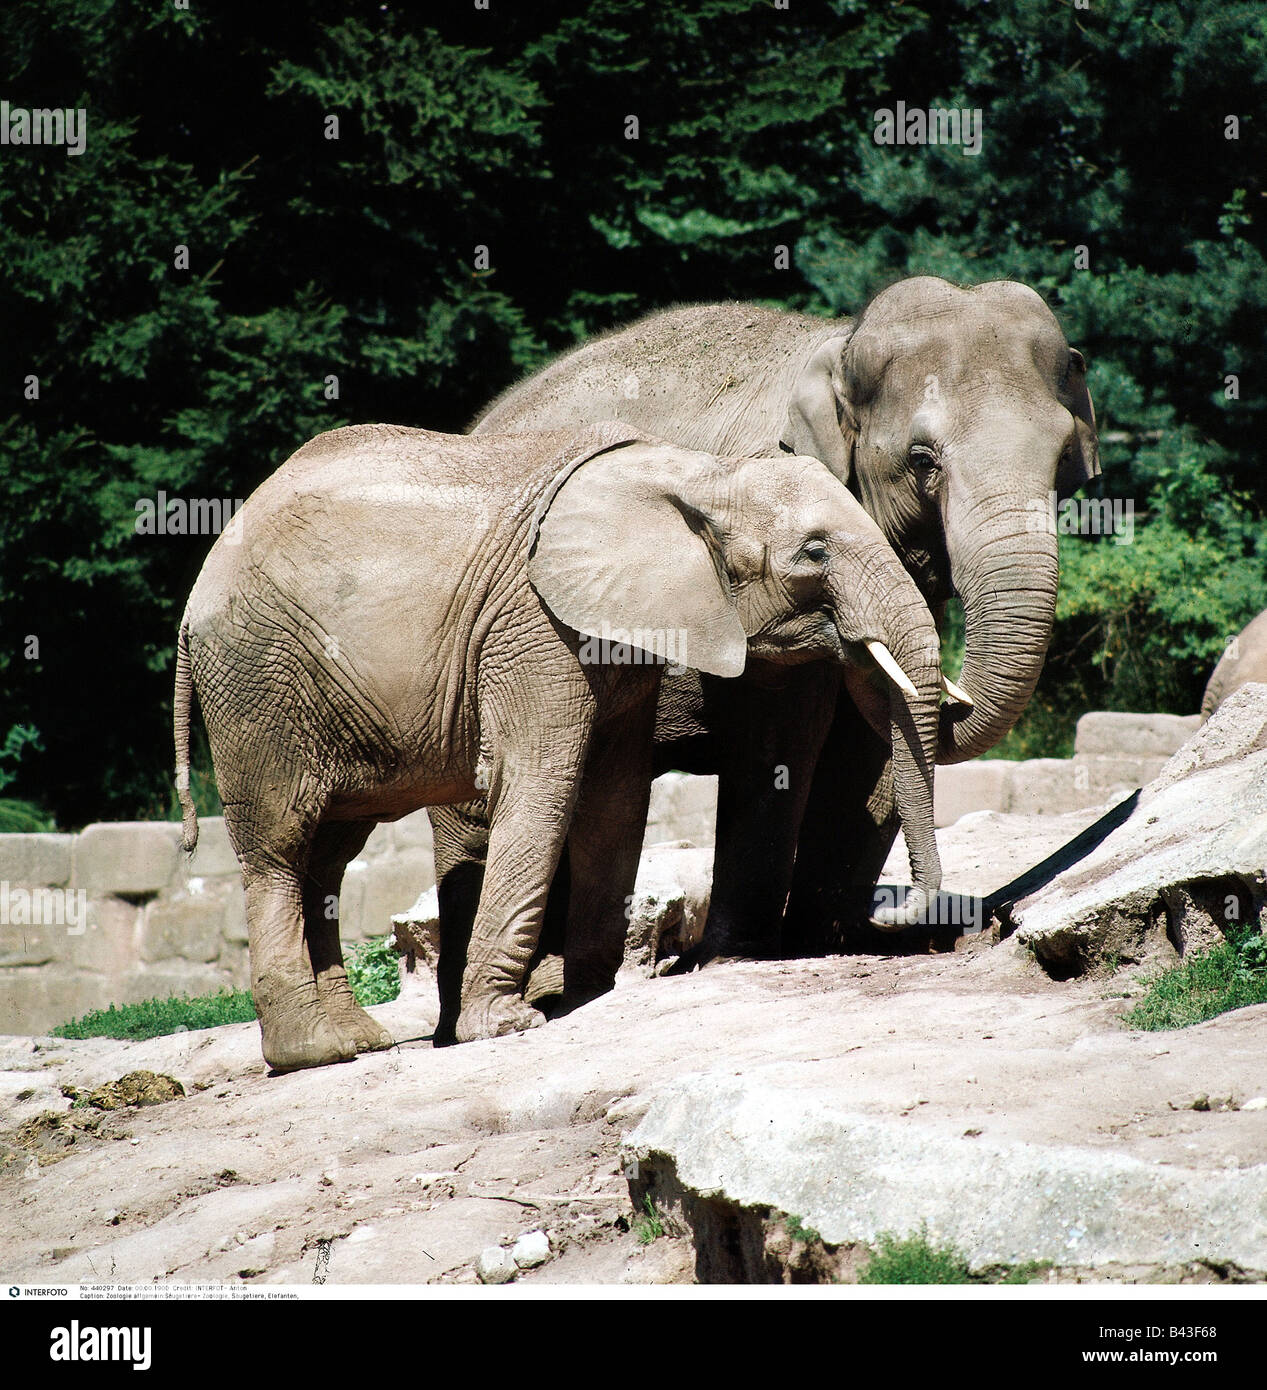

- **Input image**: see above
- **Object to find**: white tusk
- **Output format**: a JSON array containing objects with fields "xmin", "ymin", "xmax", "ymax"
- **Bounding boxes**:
[
  {"xmin": 865, "ymin": 640, "xmax": 919, "ymax": 700},
  {"xmin": 941, "ymin": 674, "xmax": 974, "ymax": 707}
]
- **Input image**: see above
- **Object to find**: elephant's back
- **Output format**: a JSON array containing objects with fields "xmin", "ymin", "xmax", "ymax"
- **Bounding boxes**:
[{"xmin": 474, "ymin": 303, "xmax": 841, "ymax": 456}]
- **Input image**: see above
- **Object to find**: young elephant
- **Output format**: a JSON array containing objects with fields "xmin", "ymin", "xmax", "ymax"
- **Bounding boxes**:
[{"xmin": 174, "ymin": 421, "xmax": 943, "ymax": 1071}]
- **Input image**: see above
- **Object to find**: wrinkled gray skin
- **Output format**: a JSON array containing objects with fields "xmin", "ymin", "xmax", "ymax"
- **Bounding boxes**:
[
  {"xmin": 174, "ymin": 422, "xmax": 943, "ymax": 1070},
  {"xmin": 1201, "ymin": 608, "xmax": 1267, "ymax": 720},
  {"xmin": 443, "ymin": 276, "xmax": 1099, "ymax": 961}
]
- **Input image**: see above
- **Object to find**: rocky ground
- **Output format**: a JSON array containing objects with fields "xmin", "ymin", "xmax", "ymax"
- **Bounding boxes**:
[{"xmin": 3, "ymin": 790, "xmax": 1265, "ymax": 1288}]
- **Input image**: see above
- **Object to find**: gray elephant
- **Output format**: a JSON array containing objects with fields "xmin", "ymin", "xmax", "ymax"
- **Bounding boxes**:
[
  {"xmin": 441, "ymin": 275, "xmax": 1099, "ymax": 963},
  {"xmin": 1202, "ymin": 608, "xmax": 1267, "ymax": 720},
  {"xmin": 173, "ymin": 421, "xmax": 944, "ymax": 1070}
]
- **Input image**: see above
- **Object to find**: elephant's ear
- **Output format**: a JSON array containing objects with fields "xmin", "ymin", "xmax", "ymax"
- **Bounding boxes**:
[
  {"xmin": 528, "ymin": 440, "xmax": 748, "ymax": 678},
  {"xmin": 1056, "ymin": 348, "xmax": 1100, "ymax": 497},
  {"xmin": 780, "ymin": 334, "xmax": 854, "ymax": 484}
]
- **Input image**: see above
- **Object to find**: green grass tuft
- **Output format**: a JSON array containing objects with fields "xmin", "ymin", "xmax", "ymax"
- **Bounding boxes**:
[
  {"xmin": 53, "ymin": 989, "xmax": 256, "ymax": 1041},
  {"xmin": 1123, "ymin": 926, "xmax": 1267, "ymax": 1031},
  {"xmin": 51, "ymin": 933, "xmax": 403, "ymax": 1040},
  {"xmin": 634, "ymin": 1196, "xmax": 665, "ymax": 1246},
  {"xmin": 860, "ymin": 1227, "xmax": 1049, "ymax": 1285}
]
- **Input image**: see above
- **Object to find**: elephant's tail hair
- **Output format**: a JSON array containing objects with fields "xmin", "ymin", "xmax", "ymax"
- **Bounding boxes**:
[{"xmin": 174, "ymin": 618, "xmax": 199, "ymax": 853}]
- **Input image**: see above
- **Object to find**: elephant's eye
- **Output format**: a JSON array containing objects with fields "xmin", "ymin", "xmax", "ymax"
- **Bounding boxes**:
[
  {"xmin": 801, "ymin": 539, "xmax": 829, "ymax": 565},
  {"xmin": 909, "ymin": 444, "xmax": 940, "ymax": 472}
]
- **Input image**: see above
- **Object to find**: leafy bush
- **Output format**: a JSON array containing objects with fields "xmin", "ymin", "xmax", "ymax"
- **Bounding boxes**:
[
  {"xmin": 1123, "ymin": 926, "xmax": 1267, "ymax": 1031},
  {"xmin": 345, "ymin": 935, "xmax": 402, "ymax": 1007}
]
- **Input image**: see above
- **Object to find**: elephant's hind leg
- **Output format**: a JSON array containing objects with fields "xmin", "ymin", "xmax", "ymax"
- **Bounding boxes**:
[
  {"xmin": 303, "ymin": 820, "xmax": 394, "ymax": 1056},
  {"xmin": 237, "ymin": 848, "xmax": 357, "ymax": 1073}
]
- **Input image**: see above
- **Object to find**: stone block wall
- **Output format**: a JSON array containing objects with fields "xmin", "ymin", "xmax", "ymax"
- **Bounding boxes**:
[
  {"xmin": 0, "ymin": 717, "xmax": 1201, "ymax": 1036},
  {"xmin": 0, "ymin": 812, "xmax": 438, "ymax": 1038}
]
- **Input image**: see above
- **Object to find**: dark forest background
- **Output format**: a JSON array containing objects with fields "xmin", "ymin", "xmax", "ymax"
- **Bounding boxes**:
[{"xmin": 1, "ymin": 0, "xmax": 1264, "ymax": 826}]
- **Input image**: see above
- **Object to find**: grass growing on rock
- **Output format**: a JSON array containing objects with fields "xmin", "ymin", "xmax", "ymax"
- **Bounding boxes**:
[
  {"xmin": 860, "ymin": 1228, "xmax": 1049, "ymax": 1285},
  {"xmin": 1123, "ymin": 926, "xmax": 1267, "ymax": 1031},
  {"xmin": 52, "ymin": 935, "xmax": 402, "ymax": 1040}
]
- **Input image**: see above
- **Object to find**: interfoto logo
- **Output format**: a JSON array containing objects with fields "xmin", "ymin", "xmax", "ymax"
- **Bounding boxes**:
[
  {"xmin": 577, "ymin": 622, "xmax": 688, "ymax": 673},
  {"xmin": 873, "ymin": 101, "xmax": 983, "ymax": 157},
  {"xmin": 0, "ymin": 101, "xmax": 87, "ymax": 157}
]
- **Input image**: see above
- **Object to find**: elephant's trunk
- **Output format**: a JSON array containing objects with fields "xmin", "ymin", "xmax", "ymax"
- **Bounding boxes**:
[
  {"xmin": 937, "ymin": 495, "xmax": 1060, "ymax": 765},
  {"xmin": 842, "ymin": 587, "xmax": 943, "ymax": 929}
]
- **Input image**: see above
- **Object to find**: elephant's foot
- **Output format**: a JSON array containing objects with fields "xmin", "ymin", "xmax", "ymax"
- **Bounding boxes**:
[
  {"xmin": 255, "ymin": 972, "xmax": 358, "ymax": 1072},
  {"xmin": 325, "ymin": 997, "xmax": 395, "ymax": 1054},
  {"xmin": 455, "ymin": 992, "xmax": 546, "ymax": 1044},
  {"xmin": 523, "ymin": 953, "xmax": 566, "ymax": 1009}
]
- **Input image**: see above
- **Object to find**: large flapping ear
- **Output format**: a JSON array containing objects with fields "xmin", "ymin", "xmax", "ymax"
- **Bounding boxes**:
[
  {"xmin": 779, "ymin": 334, "xmax": 854, "ymax": 484},
  {"xmin": 1056, "ymin": 348, "xmax": 1100, "ymax": 497},
  {"xmin": 528, "ymin": 438, "xmax": 748, "ymax": 679}
]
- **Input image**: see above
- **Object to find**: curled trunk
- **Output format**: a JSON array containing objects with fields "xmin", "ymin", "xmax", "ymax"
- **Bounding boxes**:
[{"xmin": 937, "ymin": 504, "xmax": 1060, "ymax": 765}]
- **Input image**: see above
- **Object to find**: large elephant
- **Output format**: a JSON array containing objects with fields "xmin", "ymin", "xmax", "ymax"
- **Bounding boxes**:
[
  {"xmin": 449, "ymin": 276, "xmax": 1099, "ymax": 961},
  {"xmin": 1201, "ymin": 607, "xmax": 1267, "ymax": 720},
  {"xmin": 174, "ymin": 421, "xmax": 944, "ymax": 1069}
]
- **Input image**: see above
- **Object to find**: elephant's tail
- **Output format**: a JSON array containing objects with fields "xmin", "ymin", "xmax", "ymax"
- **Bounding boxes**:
[{"xmin": 174, "ymin": 617, "xmax": 199, "ymax": 853}]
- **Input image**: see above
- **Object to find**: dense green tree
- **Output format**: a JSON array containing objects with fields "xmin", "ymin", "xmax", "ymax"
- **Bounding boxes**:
[{"xmin": 0, "ymin": 0, "xmax": 1263, "ymax": 821}]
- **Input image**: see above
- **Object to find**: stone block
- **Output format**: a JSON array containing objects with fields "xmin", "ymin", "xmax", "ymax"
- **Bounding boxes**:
[
  {"xmin": 74, "ymin": 822, "xmax": 182, "ymax": 896},
  {"xmin": 0, "ymin": 913, "xmax": 62, "ymax": 968},
  {"xmin": 1004, "ymin": 759, "xmax": 1083, "ymax": 816},
  {"xmin": 644, "ymin": 774, "xmax": 717, "ymax": 849},
  {"xmin": 339, "ymin": 849, "xmax": 434, "ymax": 943},
  {"xmin": 140, "ymin": 894, "xmax": 225, "ymax": 964},
  {"xmin": 391, "ymin": 810, "xmax": 435, "ymax": 854},
  {"xmin": 361, "ymin": 823, "xmax": 396, "ymax": 859},
  {"xmin": 0, "ymin": 834, "xmax": 74, "ymax": 887},
  {"xmin": 182, "ymin": 817, "xmax": 240, "ymax": 880},
  {"xmin": 934, "ymin": 760, "xmax": 1016, "ymax": 828},
  {"xmin": 1073, "ymin": 754, "xmax": 1169, "ymax": 801},
  {"xmin": 1074, "ymin": 711, "xmax": 1202, "ymax": 759},
  {"xmin": 64, "ymin": 896, "xmax": 141, "ymax": 974},
  {"xmin": 0, "ymin": 968, "xmax": 109, "ymax": 1036},
  {"xmin": 221, "ymin": 882, "xmax": 249, "ymax": 946},
  {"xmin": 121, "ymin": 963, "xmax": 236, "ymax": 1006}
]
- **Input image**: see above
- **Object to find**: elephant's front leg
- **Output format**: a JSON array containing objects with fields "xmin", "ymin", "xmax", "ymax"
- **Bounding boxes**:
[
  {"xmin": 782, "ymin": 694, "xmax": 899, "ymax": 955},
  {"xmin": 682, "ymin": 662, "xmax": 840, "ymax": 967},
  {"xmin": 558, "ymin": 679, "xmax": 659, "ymax": 1014},
  {"xmin": 428, "ymin": 800, "xmax": 490, "ymax": 1046},
  {"xmin": 455, "ymin": 732, "xmax": 591, "ymax": 1045}
]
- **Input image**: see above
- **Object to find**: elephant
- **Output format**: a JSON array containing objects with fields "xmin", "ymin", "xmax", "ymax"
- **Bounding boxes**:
[
  {"xmin": 173, "ymin": 420, "xmax": 945, "ymax": 1070},
  {"xmin": 435, "ymin": 275, "xmax": 1099, "ymax": 964},
  {"xmin": 1201, "ymin": 607, "xmax": 1267, "ymax": 720}
]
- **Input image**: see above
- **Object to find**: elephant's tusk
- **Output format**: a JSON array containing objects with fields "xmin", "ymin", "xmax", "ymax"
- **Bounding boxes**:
[
  {"xmin": 941, "ymin": 673, "xmax": 974, "ymax": 707},
  {"xmin": 866, "ymin": 640, "xmax": 919, "ymax": 700}
]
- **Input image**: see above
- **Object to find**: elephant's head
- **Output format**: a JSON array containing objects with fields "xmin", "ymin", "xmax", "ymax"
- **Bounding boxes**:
[
  {"xmin": 782, "ymin": 276, "xmax": 1099, "ymax": 763},
  {"xmin": 527, "ymin": 437, "xmax": 943, "ymax": 926}
]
